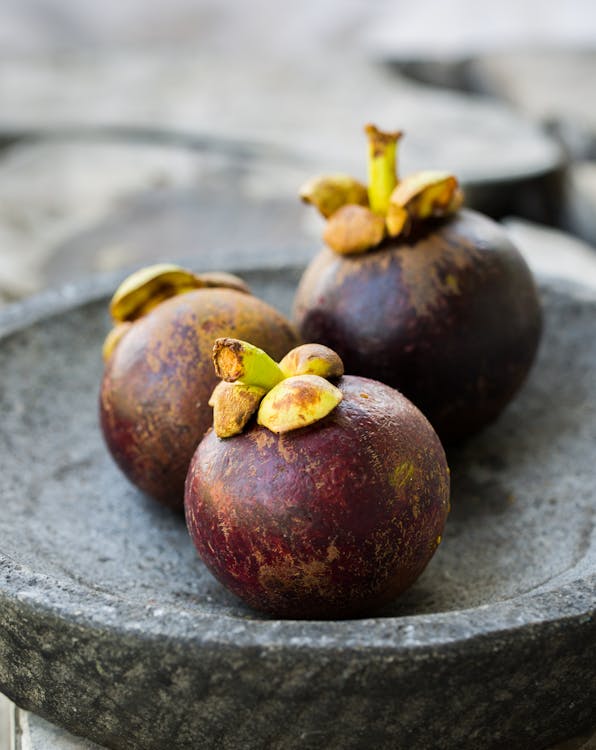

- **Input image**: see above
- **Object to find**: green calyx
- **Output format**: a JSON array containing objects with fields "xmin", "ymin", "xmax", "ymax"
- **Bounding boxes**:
[
  {"xmin": 210, "ymin": 340, "xmax": 344, "ymax": 438},
  {"xmin": 299, "ymin": 124, "xmax": 464, "ymax": 256}
]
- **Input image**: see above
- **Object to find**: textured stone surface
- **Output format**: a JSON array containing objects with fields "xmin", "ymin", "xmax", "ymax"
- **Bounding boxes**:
[
  {"xmin": 13, "ymin": 695, "xmax": 596, "ymax": 750},
  {"xmin": 0, "ymin": 270, "xmax": 594, "ymax": 750},
  {"xmin": 14, "ymin": 714, "xmax": 594, "ymax": 750}
]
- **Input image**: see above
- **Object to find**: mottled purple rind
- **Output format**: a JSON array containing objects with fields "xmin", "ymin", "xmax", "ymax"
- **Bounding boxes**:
[
  {"xmin": 100, "ymin": 287, "xmax": 299, "ymax": 509},
  {"xmin": 293, "ymin": 209, "xmax": 542, "ymax": 442},
  {"xmin": 185, "ymin": 375, "xmax": 450, "ymax": 619}
]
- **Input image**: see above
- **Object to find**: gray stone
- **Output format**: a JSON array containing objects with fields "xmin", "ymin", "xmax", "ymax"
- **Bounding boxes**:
[
  {"xmin": 0, "ymin": 269, "xmax": 594, "ymax": 750},
  {"xmin": 17, "ymin": 710, "xmax": 595, "ymax": 750},
  {"xmin": 17, "ymin": 706, "xmax": 596, "ymax": 750},
  {"xmin": 380, "ymin": 49, "xmax": 596, "ymax": 163},
  {"xmin": 0, "ymin": 0, "xmax": 370, "ymax": 58},
  {"xmin": 0, "ymin": 120, "xmax": 564, "ymax": 303},
  {"xmin": 0, "ymin": 0, "xmax": 584, "ymax": 248},
  {"xmin": 2, "ymin": 0, "xmax": 594, "ymax": 65},
  {"xmin": 364, "ymin": 7, "xmax": 596, "ymax": 159},
  {"xmin": 0, "ymin": 53, "xmax": 561, "ymax": 176},
  {"xmin": 0, "ymin": 136, "xmax": 312, "ymax": 298},
  {"xmin": 363, "ymin": 0, "xmax": 596, "ymax": 64},
  {"xmin": 467, "ymin": 51, "xmax": 596, "ymax": 154},
  {"xmin": 503, "ymin": 216, "xmax": 596, "ymax": 287},
  {"xmin": 562, "ymin": 161, "xmax": 596, "ymax": 247},
  {"xmin": 0, "ymin": 50, "xmax": 564, "ymax": 221}
]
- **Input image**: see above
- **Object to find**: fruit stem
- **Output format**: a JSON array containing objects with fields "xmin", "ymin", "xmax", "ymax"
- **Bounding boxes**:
[
  {"xmin": 365, "ymin": 124, "xmax": 403, "ymax": 216},
  {"xmin": 213, "ymin": 338, "xmax": 285, "ymax": 391}
]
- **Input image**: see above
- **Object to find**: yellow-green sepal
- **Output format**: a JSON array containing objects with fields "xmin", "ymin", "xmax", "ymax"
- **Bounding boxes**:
[
  {"xmin": 257, "ymin": 375, "xmax": 343, "ymax": 434},
  {"xmin": 213, "ymin": 338, "xmax": 285, "ymax": 391},
  {"xmin": 299, "ymin": 174, "xmax": 369, "ymax": 219},
  {"xmin": 387, "ymin": 171, "xmax": 463, "ymax": 237},
  {"xmin": 110, "ymin": 263, "xmax": 202, "ymax": 322},
  {"xmin": 279, "ymin": 344, "xmax": 344, "ymax": 379},
  {"xmin": 210, "ymin": 381, "xmax": 267, "ymax": 438}
]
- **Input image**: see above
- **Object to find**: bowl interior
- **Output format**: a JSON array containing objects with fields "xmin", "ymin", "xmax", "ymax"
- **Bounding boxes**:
[{"xmin": 0, "ymin": 270, "xmax": 594, "ymax": 628}]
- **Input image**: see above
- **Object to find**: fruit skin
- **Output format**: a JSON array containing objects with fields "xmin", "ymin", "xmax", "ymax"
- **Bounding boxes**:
[
  {"xmin": 185, "ymin": 375, "xmax": 450, "ymax": 619},
  {"xmin": 100, "ymin": 288, "xmax": 299, "ymax": 510},
  {"xmin": 293, "ymin": 209, "xmax": 542, "ymax": 443}
]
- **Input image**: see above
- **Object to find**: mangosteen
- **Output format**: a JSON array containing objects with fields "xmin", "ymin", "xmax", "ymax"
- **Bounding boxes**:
[
  {"xmin": 293, "ymin": 125, "xmax": 542, "ymax": 443},
  {"xmin": 100, "ymin": 264, "xmax": 300, "ymax": 509},
  {"xmin": 185, "ymin": 338, "xmax": 450, "ymax": 619}
]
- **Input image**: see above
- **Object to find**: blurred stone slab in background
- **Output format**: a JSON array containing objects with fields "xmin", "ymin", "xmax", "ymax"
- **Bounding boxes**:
[
  {"xmin": 379, "ymin": 51, "xmax": 596, "ymax": 160},
  {"xmin": 563, "ymin": 161, "xmax": 596, "ymax": 247},
  {"xmin": 503, "ymin": 217, "xmax": 596, "ymax": 289},
  {"xmin": 3, "ymin": 0, "xmax": 593, "ymax": 62},
  {"xmin": 0, "ymin": 46, "xmax": 589, "ymax": 313},
  {"xmin": 0, "ymin": 133, "xmax": 590, "ymax": 310},
  {"xmin": 364, "ymin": 0, "xmax": 595, "ymax": 63},
  {"xmin": 0, "ymin": 0, "xmax": 374, "ymax": 58},
  {"xmin": 0, "ymin": 0, "xmax": 592, "ymax": 165},
  {"xmin": 0, "ymin": 53, "xmax": 567, "ymax": 304},
  {"xmin": 0, "ymin": 53, "xmax": 563, "ymax": 185},
  {"xmin": 363, "ymin": 3, "xmax": 596, "ymax": 160},
  {"xmin": 0, "ymin": 134, "xmax": 313, "ymax": 299},
  {"xmin": 467, "ymin": 51, "xmax": 596, "ymax": 158},
  {"xmin": 0, "ymin": 125, "xmax": 565, "ymax": 303}
]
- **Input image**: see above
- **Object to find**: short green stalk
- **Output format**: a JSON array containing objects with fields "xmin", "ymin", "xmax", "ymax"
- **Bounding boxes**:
[{"xmin": 365, "ymin": 124, "xmax": 402, "ymax": 216}]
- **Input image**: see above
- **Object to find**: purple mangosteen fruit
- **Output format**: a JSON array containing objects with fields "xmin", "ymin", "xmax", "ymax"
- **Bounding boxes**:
[
  {"xmin": 185, "ymin": 339, "xmax": 450, "ymax": 619},
  {"xmin": 293, "ymin": 125, "xmax": 542, "ymax": 442},
  {"xmin": 100, "ymin": 264, "xmax": 299, "ymax": 509}
]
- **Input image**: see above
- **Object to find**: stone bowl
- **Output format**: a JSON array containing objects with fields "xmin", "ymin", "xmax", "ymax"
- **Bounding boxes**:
[{"xmin": 0, "ymin": 268, "xmax": 594, "ymax": 750}]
